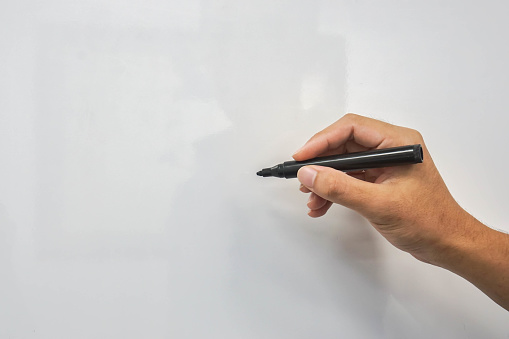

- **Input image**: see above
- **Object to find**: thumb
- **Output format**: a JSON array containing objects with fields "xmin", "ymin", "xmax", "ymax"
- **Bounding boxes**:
[{"xmin": 297, "ymin": 165, "xmax": 385, "ymax": 215}]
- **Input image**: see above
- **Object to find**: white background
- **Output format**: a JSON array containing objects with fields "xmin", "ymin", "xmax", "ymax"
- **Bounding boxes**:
[{"xmin": 1, "ymin": 0, "xmax": 509, "ymax": 338}]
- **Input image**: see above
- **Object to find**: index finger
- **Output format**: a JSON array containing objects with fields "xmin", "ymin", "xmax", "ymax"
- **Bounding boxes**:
[{"xmin": 292, "ymin": 113, "xmax": 399, "ymax": 161}]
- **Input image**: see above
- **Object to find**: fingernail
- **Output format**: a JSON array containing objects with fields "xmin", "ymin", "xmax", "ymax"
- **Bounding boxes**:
[
  {"xmin": 298, "ymin": 167, "xmax": 317, "ymax": 188},
  {"xmin": 307, "ymin": 194, "xmax": 314, "ymax": 204}
]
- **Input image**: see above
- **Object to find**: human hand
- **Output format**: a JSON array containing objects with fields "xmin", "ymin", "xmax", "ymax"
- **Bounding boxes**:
[{"xmin": 293, "ymin": 113, "xmax": 472, "ymax": 264}]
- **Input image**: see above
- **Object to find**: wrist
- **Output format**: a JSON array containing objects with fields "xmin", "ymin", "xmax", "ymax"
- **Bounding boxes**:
[
  {"xmin": 427, "ymin": 207, "xmax": 488, "ymax": 269},
  {"xmin": 431, "ymin": 209, "xmax": 497, "ymax": 274},
  {"xmin": 430, "ymin": 209, "xmax": 509, "ymax": 309}
]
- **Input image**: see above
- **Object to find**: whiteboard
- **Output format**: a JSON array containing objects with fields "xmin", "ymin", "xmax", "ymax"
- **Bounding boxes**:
[{"xmin": 1, "ymin": 0, "xmax": 508, "ymax": 337}]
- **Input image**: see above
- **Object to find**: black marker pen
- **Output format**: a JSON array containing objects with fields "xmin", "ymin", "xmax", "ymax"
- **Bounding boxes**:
[{"xmin": 257, "ymin": 144, "xmax": 423, "ymax": 179}]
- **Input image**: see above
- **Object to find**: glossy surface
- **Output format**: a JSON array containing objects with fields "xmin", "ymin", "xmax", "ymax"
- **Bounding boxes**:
[{"xmin": 1, "ymin": 1, "xmax": 509, "ymax": 338}]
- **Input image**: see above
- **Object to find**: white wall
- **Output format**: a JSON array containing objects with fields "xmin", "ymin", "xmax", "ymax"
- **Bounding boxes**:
[{"xmin": 1, "ymin": 0, "xmax": 508, "ymax": 337}]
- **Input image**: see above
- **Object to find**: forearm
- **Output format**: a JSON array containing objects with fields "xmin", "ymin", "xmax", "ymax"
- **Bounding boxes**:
[{"xmin": 436, "ymin": 211, "xmax": 509, "ymax": 310}]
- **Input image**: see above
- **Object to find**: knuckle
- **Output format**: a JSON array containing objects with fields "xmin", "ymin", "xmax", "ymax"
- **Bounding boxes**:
[
  {"xmin": 410, "ymin": 129, "xmax": 423, "ymax": 141},
  {"xmin": 343, "ymin": 113, "xmax": 358, "ymax": 121},
  {"xmin": 411, "ymin": 128, "xmax": 423, "ymax": 140},
  {"xmin": 402, "ymin": 128, "xmax": 424, "ymax": 143}
]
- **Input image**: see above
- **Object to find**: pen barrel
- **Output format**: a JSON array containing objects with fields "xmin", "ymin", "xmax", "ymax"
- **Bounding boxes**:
[{"xmin": 281, "ymin": 144, "xmax": 423, "ymax": 178}]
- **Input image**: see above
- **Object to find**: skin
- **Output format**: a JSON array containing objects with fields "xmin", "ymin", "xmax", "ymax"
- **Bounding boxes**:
[{"xmin": 293, "ymin": 113, "xmax": 509, "ymax": 311}]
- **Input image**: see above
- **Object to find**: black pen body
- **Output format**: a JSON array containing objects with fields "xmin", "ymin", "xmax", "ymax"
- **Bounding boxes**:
[{"xmin": 258, "ymin": 145, "xmax": 423, "ymax": 179}]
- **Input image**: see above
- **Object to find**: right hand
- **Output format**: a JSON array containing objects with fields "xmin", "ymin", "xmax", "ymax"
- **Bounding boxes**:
[{"xmin": 293, "ymin": 113, "xmax": 473, "ymax": 264}]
